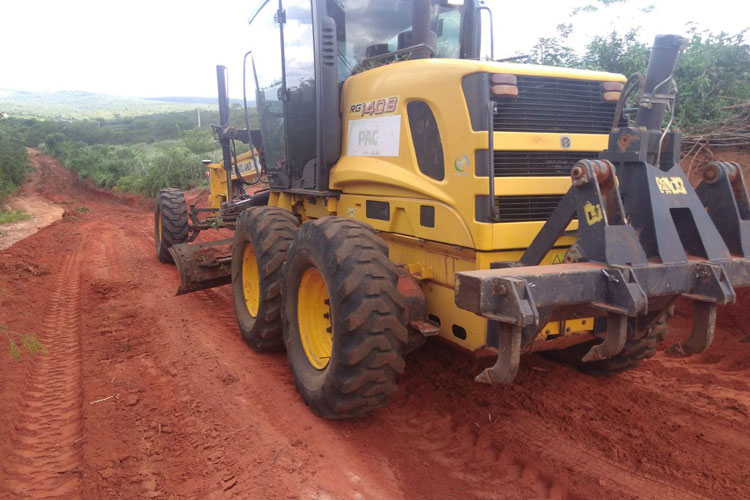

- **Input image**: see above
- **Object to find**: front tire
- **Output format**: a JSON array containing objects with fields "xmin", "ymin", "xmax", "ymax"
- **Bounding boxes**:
[
  {"xmin": 154, "ymin": 189, "xmax": 189, "ymax": 263},
  {"xmin": 283, "ymin": 217, "xmax": 407, "ymax": 419},
  {"xmin": 231, "ymin": 206, "xmax": 299, "ymax": 352}
]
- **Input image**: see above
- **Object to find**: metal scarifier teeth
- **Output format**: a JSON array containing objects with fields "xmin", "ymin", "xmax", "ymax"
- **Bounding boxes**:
[{"xmin": 456, "ymin": 35, "xmax": 750, "ymax": 383}]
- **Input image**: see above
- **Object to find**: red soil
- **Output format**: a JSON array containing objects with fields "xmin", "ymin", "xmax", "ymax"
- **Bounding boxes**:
[{"xmin": 0, "ymin": 150, "xmax": 748, "ymax": 500}]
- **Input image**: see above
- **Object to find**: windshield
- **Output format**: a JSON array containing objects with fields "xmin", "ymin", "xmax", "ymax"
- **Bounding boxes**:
[{"xmin": 326, "ymin": 0, "xmax": 467, "ymax": 82}]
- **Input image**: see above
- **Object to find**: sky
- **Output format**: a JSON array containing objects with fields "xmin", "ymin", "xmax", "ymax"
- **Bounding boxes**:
[{"xmin": 0, "ymin": 0, "xmax": 746, "ymax": 99}]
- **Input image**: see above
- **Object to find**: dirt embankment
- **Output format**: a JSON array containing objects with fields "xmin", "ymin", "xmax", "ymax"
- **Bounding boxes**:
[
  {"xmin": 0, "ymin": 151, "xmax": 748, "ymax": 500},
  {"xmin": 0, "ymin": 149, "xmax": 65, "ymax": 250}
]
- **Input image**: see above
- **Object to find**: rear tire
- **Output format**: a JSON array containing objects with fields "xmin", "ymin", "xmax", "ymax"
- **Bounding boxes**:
[
  {"xmin": 231, "ymin": 206, "xmax": 299, "ymax": 352},
  {"xmin": 282, "ymin": 217, "xmax": 407, "ymax": 419},
  {"xmin": 154, "ymin": 189, "xmax": 189, "ymax": 264},
  {"xmin": 551, "ymin": 314, "xmax": 670, "ymax": 375}
]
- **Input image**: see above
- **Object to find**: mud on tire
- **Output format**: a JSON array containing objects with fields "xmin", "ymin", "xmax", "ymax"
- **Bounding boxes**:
[
  {"xmin": 282, "ymin": 217, "xmax": 408, "ymax": 419},
  {"xmin": 551, "ymin": 314, "xmax": 670, "ymax": 375},
  {"xmin": 232, "ymin": 206, "xmax": 299, "ymax": 352},
  {"xmin": 154, "ymin": 189, "xmax": 189, "ymax": 264}
]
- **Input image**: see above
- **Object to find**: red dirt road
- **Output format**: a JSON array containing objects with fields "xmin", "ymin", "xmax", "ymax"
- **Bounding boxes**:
[{"xmin": 0, "ymin": 151, "xmax": 748, "ymax": 500}]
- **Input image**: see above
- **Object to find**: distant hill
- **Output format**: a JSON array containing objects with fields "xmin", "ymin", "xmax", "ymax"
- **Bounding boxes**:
[
  {"xmin": 0, "ymin": 89, "xmax": 221, "ymax": 120},
  {"xmin": 145, "ymin": 96, "xmax": 248, "ymax": 105}
]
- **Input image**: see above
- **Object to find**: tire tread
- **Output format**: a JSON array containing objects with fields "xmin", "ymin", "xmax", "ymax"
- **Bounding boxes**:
[{"xmin": 284, "ymin": 217, "xmax": 407, "ymax": 419}]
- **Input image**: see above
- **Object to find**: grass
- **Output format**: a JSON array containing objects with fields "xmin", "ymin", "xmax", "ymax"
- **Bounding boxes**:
[
  {"xmin": 0, "ymin": 209, "xmax": 32, "ymax": 225},
  {"xmin": 2, "ymin": 324, "xmax": 48, "ymax": 360}
]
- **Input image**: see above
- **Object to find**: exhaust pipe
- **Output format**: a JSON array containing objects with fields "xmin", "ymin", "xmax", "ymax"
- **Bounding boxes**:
[
  {"xmin": 411, "ymin": 0, "xmax": 433, "ymax": 59},
  {"xmin": 634, "ymin": 34, "xmax": 687, "ymax": 133},
  {"xmin": 216, "ymin": 65, "xmax": 234, "ymax": 202}
]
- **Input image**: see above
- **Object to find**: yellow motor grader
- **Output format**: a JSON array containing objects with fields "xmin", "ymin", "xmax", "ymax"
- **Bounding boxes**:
[{"xmin": 154, "ymin": 0, "xmax": 750, "ymax": 418}]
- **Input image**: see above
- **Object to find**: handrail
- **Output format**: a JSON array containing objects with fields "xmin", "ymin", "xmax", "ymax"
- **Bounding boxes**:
[
  {"xmin": 479, "ymin": 5, "xmax": 494, "ymax": 61},
  {"xmin": 487, "ymin": 101, "xmax": 498, "ymax": 222}
]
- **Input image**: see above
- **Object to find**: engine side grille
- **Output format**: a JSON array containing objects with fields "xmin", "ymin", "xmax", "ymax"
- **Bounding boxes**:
[
  {"xmin": 494, "ymin": 151, "xmax": 599, "ymax": 177},
  {"xmin": 493, "ymin": 76, "xmax": 624, "ymax": 134},
  {"xmin": 495, "ymin": 195, "xmax": 566, "ymax": 222}
]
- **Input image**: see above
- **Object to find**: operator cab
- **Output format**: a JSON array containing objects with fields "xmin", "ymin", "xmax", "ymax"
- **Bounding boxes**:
[{"xmin": 246, "ymin": 0, "xmax": 483, "ymax": 192}]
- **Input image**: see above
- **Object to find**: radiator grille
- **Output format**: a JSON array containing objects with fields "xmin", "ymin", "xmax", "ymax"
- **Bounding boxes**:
[
  {"xmin": 494, "ymin": 151, "xmax": 599, "ymax": 177},
  {"xmin": 493, "ymin": 76, "xmax": 625, "ymax": 134},
  {"xmin": 495, "ymin": 195, "xmax": 566, "ymax": 222}
]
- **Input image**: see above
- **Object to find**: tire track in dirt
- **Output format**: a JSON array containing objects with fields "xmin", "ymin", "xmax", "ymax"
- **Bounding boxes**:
[
  {"xmin": 384, "ymin": 396, "xmax": 572, "ymax": 500},
  {"xmin": 2, "ymin": 252, "xmax": 83, "ymax": 500},
  {"xmin": 383, "ymin": 390, "xmax": 711, "ymax": 500},
  {"xmin": 510, "ymin": 416, "xmax": 710, "ymax": 500}
]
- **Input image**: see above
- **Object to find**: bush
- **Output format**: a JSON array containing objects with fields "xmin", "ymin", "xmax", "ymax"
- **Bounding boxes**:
[
  {"xmin": 0, "ymin": 121, "xmax": 30, "ymax": 202},
  {"xmin": 673, "ymin": 30, "xmax": 750, "ymax": 127},
  {"xmin": 116, "ymin": 143, "xmax": 207, "ymax": 196},
  {"xmin": 2, "ymin": 106, "xmax": 260, "ymax": 198},
  {"xmin": 527, "ymin": 26, "xmax": 750, "ymax": 129}
]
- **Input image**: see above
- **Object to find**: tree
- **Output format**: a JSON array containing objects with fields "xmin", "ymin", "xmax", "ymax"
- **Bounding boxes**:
[
  {"xmin": 582, "ymin": 29, "xmax": 649, "ymax": 77},
  {"xmin": 526, "ymin": 22, "xmax": 749, "ymax": 129},
  {"xmin": 0, "ymin": 121, "xmax": 30, "ymax": 201},
  {"xmin": 528, "ymin": 24, "xmax": 581, "ymax": 67}
]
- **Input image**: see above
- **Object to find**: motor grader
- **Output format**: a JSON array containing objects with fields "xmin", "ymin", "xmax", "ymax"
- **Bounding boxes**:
[{"xmin": 154, "ymin": 0, "xmax": 750, "ymax": 419}]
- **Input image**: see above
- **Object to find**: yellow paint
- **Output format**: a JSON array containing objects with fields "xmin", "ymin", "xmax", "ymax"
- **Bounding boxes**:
[
  {"xmin": 541, "ymin": 322, "xmax": 561, "ymax": 336},
  {"xmin": 206, "ymin": 58, "xmax": 622, "ymax": 353},
  {"xmin": 584, "ymin": 202, "xmax": 603, "ymax": 225},
  {"xmin": 329, "ymin": 59, "xmax": 619, "ymax": 252},
  {"xmin": 205, "ymin": 150, "xmax": 262, "ymax": 209},
  {"xmin": 655, "ymin": 176, "xmax": 687, "ymax": 195},
  {"xmin": 338, "ymin": 194, "xmax": 474, "ymax": 247},
  {"xmin": 563, "ymin": 318, "xmax": 593, "ymax": 334},
  {"xmin": 241, "ymin": 245, "xmax": 260, "ymax": 317},
  {"xmin": 267, "ymin": 192, "xmax": 336, "ymax": 221},
  {"xmin": 493, "ymin": 132, "xmax": 609, "ymax": 151},
  {"xmin": 268, "ymin": 191, "xmax": 294, "ymax": 212},
  {"xmin": 297, "ymin": 268, "xmax": 333, "ymax": 370},
  {"xmin": 381, "ymin": 232, "xmax": 592, "ymax": 350}
]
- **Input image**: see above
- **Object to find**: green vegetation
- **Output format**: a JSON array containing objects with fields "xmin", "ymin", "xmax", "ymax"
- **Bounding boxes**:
[
  {"xmin": 0, "ymin": 209, "xmax": 31, "ymax": 224},
  {"xmin": 44, "ymin": 129, "xmax": 214, "ymax": 196},
  {"xmin": 528, "ymin": 27, "xmax": 750, "ymax": 129},
  {"xmin": 2, "ymin": 324, "xmax": 48, "ymax": 361},
  {"xmin": 4, "ymin": 106, "xmax": 255, "ymax": 197},
  {"xmin": 0, "ymin": 120, "xmax": 30, "ymax": 203}
]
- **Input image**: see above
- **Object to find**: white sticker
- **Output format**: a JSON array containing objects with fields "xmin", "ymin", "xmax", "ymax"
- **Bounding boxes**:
[{"xmin": 347, "ymin": 115, "xmax": 401, "ymax": 157}]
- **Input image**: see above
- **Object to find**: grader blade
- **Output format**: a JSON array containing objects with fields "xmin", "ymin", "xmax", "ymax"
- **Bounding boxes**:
[{"xmin": 169, "ymin": 239, "xmax": 233, "ymax": 295}]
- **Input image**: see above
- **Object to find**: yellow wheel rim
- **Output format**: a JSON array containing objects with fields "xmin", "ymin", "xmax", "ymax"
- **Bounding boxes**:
[
  {"xmin": 241, "ymin": 244, "xmax": 260, "ymax": 317},
  {"xmin": 298, "ymin": 268, "xmax": 333, "ymax": 370}
]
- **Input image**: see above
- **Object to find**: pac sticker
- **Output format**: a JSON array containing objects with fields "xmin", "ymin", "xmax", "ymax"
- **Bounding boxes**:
[
  {"xmin": 347, "ymin": 115, "xmax": 401, "ymax": 157},
  {"xmin": 454, "ymin": 154, "xmax": 470, "ymax": 175},
  {"xmin": 655, "ymin": 176, "xmax": 687, "ymax": 195},
  {"xmin": 583, "ymin": 201, "xmax": 603, "ymax": 225}
]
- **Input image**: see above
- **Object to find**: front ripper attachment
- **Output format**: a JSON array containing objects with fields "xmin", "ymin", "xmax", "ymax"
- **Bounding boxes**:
[
  {"xmin": 456, "ymin": 34, "xmax": 750, "ymax": 383},
  {"xmin": 169, "ymin": 239, "xmax": 233, "ymax": 295}
]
